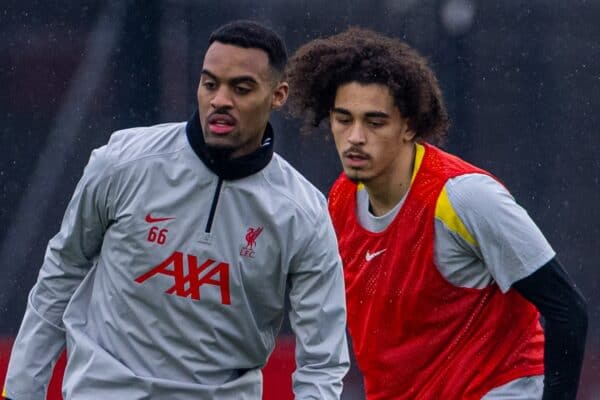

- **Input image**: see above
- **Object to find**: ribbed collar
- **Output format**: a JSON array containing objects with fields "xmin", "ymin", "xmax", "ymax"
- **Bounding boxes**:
[{"xmin": 185, "ymin": 110, "xmax": 274, "ymax": 180}]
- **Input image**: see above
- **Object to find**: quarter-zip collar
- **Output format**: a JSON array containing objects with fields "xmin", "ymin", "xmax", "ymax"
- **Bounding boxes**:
[{"xmin": 186, "ymin": 110, "xmax": 274, "ymax": 180}]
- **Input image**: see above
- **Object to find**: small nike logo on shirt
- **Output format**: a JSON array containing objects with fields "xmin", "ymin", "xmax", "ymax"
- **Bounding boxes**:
[
  {"xmin": 365, "ymin": 248, "xmax": 386, "ymax": 261},
  {"xmin": 145, "ymin": 213, "xmax": 175, "ymax": 223}
]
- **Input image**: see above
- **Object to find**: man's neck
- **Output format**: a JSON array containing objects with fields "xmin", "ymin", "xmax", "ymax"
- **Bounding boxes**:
[
  {"xmin": 186, "ymin": 111, "xmax": 274, "ymax": 180},
  {"xmin": 364, "ymin": 143, "xmax": 416, "ymax": 217}
]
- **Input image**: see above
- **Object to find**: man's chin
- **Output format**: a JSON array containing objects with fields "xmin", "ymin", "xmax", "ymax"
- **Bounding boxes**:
[{"xmin": 344, "ymin": 170, "xmax": 363, "ymax": 183}]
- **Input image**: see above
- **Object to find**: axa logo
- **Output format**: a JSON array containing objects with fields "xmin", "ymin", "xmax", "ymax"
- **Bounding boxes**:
[
  {"xmin": 240, "ymin": 226, "xmax": 264, "ymax": 258},
  {"xmin": 135, "ymin": 251, "xmax": 230, "ymax": 305}
]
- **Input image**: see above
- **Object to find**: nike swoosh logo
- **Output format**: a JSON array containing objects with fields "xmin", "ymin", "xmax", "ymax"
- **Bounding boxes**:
[
  {"xmin": 145, "ymin": 213, "xmax": 175, "ymax": 223},
  {"xmin": 365, "ymin": 248, "xmax": 386, "ymax": 262}
]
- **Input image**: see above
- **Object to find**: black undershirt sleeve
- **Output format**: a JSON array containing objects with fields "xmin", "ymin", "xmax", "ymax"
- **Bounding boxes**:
[{"xmin": 512, "ymin": 257, "xmax": 588, "ymax": 400}]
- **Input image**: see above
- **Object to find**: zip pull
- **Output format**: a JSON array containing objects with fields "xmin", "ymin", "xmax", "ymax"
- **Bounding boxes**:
[{"xmin": 198, "ymin": 232, "xmax": 214, "ymax": 244}]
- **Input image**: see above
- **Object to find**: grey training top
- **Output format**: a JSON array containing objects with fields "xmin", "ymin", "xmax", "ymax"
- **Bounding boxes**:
[{"xmin": 5, "ymin": 121, "xmax": 350, "ymax": 400}]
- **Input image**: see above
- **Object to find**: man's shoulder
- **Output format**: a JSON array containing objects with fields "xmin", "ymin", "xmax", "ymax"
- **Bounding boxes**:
[
  {"xmin": 264, "ymin": 154, "xmax": 328, "ymax": 219},
  {"xmin": 328, "ymin": 173, "xmax": 355, "ymax": 201},
  {"xmin": 104, "ymin": 120, "xmax": 188, "ymax": 166},
  {"xmin": 444, "ymin": 173, "xmax": 511, "ymax": 211},
  {"xmin": 420, "ymin": 144, "xmax": 491, "ymax": 181}
]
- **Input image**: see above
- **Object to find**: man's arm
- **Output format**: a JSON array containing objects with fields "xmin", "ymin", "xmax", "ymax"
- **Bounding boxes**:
[
  {"xmin": 444, "ymin": 173, "xmax": 588, "ymax": 399},
  {"xmin": 3, "ymin": 146, "xmax": 112, "ymax": 400},
  {"xmin": 513, "ymin": 257, "xmax": 588, "ymax": 400},
  {"xmin": 287, "ymin": 205, "xmax": 350, "ymax": 399}
]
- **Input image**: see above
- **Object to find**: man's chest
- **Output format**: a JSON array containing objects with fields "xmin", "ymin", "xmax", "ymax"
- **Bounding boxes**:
[{"xmin": 100, "ymin": 174, "xmax": 289, "ymax": 307}]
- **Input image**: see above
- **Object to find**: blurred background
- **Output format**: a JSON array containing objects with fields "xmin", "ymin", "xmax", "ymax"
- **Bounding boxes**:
[{"xmin": 0, "ymin": 0, "xmax": 598, "ymax": 398}]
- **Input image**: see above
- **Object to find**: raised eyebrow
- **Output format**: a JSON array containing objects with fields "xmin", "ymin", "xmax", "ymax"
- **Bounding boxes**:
[
  {"xmin": 200, "ymin": 70, "xmax": 258, "ymax": 86},
  {"xmin": 331, "ymin": 107, "xmax": 352, "ymax": 116},
  {"xmin": 200, "ymin": 69, "xmax": 217, "ymax": 80},
  {"xmin": 230, "ymin": 76, "xmax": 258, "ymax": 86},
  {"xmin": 332, "ymin": 108, "xmax": 390, "ymax": 119},
  {"xmin": 364, "ymin": 111, "xmax": 390, "ymax": 119}
]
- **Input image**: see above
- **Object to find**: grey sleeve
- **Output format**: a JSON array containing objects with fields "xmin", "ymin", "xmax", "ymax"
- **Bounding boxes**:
[
  {"xmin": 446, "ymin": 173, "xmax": 555, "ymax": 293},
  {"xmin": 4, "ymin": 146, "xmax": 112, "ymax": 400},
  {"xmin": 287, "ymin": 205, "xmax": 350, "ymax": 400}
]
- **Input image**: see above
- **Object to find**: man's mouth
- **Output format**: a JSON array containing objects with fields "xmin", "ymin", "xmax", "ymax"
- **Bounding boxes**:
[
  {"xmin": 207, "ymin": 113, "xmax": 237, "ymax": 135},
  {"xmin": 343, "ymin": 150, "xmax": 369, "ymax": 167}
]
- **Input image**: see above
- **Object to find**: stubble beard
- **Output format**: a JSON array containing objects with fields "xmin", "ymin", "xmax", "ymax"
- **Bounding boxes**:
[{"xmin": 345, "ymin": 168, "xmax": 363, "ymax": 184}]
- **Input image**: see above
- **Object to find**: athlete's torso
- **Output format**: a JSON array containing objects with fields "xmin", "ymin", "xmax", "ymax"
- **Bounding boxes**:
[
  {"xmin": 62, "ymin": 121, "xmax": 330, "ymax": 398},
  {"xmin": 329, "ymin": 143, "xmax": 545, "ymax": 399}
]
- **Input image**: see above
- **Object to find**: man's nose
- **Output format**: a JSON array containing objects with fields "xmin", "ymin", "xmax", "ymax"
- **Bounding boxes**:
[
  {"xmin": 210, "ymin": 87, "xmax": 233, "ymax": 109},
  {"xmin": 347, "ymin": 123, "xmax": 366, "ymax": 145}
]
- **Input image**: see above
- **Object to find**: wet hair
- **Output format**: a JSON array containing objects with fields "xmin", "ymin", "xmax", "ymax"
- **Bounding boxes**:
[
  {"xmin": 285, "ymin": 27, "xmax": 449, "ymax": 144},
  {"xmin": 209, "ymin": 20, "xmax": 288, "ymax": 76}
]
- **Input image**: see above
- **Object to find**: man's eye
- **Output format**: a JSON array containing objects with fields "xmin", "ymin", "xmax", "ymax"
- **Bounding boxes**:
[
  {"xmin": 368, "ymin": 120, "xmax": 385, "ymax": 127},
  {"xmin": 202, "ymin": 81, "xmax": 216, "ymax": 90},
  {"xmin": 335, "ymin": 117, "xmax": 352, "ymax": 125},
  {"xmin": 234, "ymin": 86, "xmax": 251, "ymax": 95}
]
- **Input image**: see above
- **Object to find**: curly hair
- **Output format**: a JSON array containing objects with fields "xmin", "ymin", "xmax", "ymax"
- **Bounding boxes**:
[{"xmin": 285, "ymin": 28, "xmax": 449, "ymax": 144}]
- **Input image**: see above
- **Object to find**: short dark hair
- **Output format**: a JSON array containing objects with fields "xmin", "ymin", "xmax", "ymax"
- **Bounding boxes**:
[
  {"xmin": 209, "ymin": 20, "xmax": 288, "ymax": 75},
  {"xmin": 285, "ymin": 27, "xmax": 449, "ymax": 144}
]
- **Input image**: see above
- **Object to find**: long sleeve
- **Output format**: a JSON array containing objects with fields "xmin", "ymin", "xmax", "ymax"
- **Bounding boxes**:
[
  {"xmin": 3, "ymin": 146, "xmax": 112, "ymax": 400},
  {"xmin": 513, "ymin": 257, "xmax": 588, "ymax": 400},
  {"xmin": 287, "ymin": 206, "xmax": 350, "ymax": 399}
]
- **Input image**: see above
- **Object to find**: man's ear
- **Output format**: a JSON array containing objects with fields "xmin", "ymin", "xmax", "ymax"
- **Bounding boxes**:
[
  {"xmin": 271, "ymin": 81, "xmax": 289, "ymax": 109},
  {"xmin": 403, "ymin": 119, "xmax": 417, "ymax": 142},
  {"xmin": 403, "ymin": 129, "xmax": 417, "ymax": 142}
]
